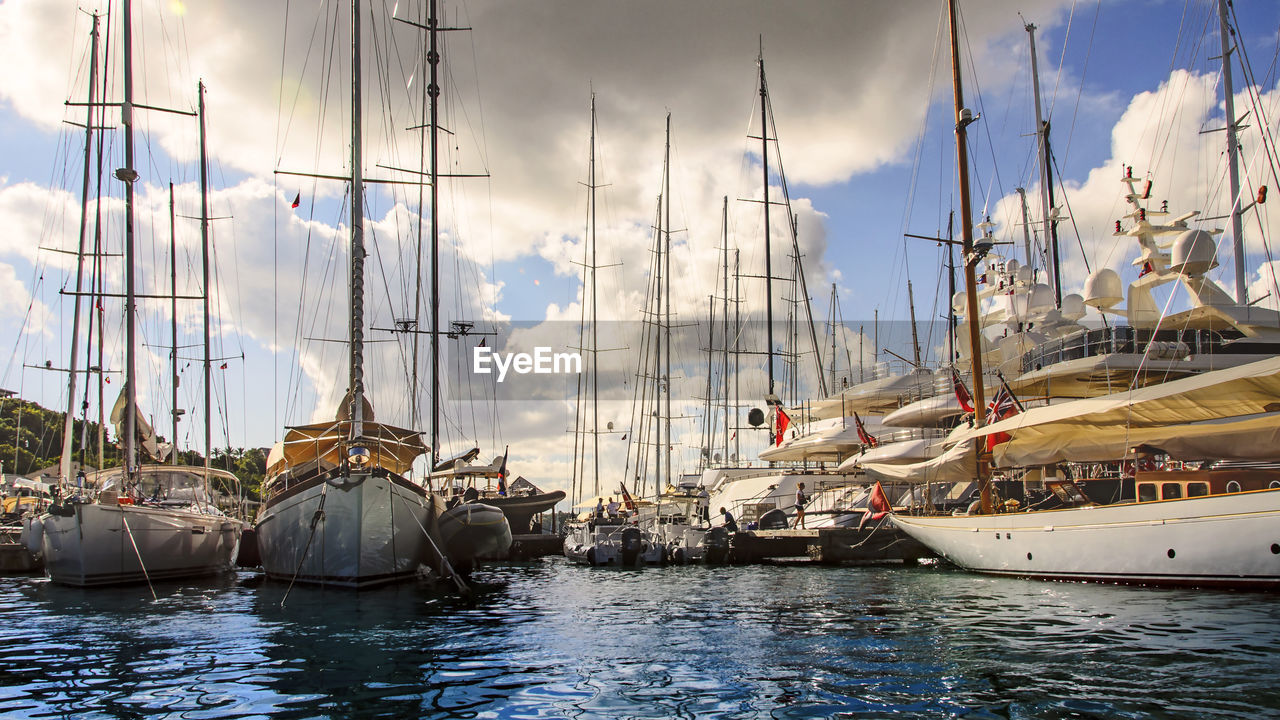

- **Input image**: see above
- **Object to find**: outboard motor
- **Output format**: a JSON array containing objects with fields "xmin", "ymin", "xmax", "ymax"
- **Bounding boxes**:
[
  {"xmin": 620, "ymin": 527, "xmax": 644, "ymax": 566},
  {"xmin": 758, "ymin": 508, "xmax": 789, "ymax": 530},
  {"xmin": 702, "ymin": 526, "xmax": 730, "ymax": 564}
]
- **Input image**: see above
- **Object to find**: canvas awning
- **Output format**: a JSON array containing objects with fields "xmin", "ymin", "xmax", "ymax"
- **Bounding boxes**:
[
  {"xmin": 961, "ymin": 356, "xmax": 1280, "ymax": 465},
  {"xmin": 266, "ymin": 420, "xmax": 427, "ymax": 476}
]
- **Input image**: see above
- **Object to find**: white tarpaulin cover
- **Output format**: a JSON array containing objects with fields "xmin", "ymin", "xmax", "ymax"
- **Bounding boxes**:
[{"xmin": 959, "ymin": 356, "xmax": 1280, "ymax": 465}]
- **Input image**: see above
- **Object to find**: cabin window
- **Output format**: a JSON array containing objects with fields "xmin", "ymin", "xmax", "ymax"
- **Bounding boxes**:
[
  {"xmin": 1187, "ymin": 482, "xmax": 1209, "ymax": 497},
  {"xmin": 1270, "ymin": 480, "xmax": 1280, "ymax": 489},
  {"xmin": 1226, "ymin": 480, "xmax": 1242, "ymax": 493},
  {"xmin": 1161, "ymin": 483, "xmax": 1183, "ymax": 500},
  {"xmin": 1138, "ymin": 483, "xmax": 1158, "ymax": 502}
]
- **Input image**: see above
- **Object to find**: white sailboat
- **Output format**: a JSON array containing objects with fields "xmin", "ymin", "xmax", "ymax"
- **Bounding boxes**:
[{"xmin": 37, "ymin": 1, "xmax": 243, "ymax": 587}]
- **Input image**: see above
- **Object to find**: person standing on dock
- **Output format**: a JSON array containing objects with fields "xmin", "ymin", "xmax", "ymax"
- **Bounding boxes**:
[
  {"xmin": 719, "ymin": 507, "xmax": 738, "ymax": 533},
  {"xmin": 793, "ymin": 482, "xmax": 807, "ymax": 529}
]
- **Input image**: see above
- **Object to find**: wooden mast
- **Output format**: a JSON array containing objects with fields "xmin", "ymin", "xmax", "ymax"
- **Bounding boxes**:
[
  {"xmin": 948, "ymin": 0, "xmax": 992, "ymax": 513},
  {"xmin": 349, "ymin": 0, "xmax": 367, "ymax": 440}
]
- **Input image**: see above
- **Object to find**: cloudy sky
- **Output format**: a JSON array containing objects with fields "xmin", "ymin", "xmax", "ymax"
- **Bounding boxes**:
[{"xmin": 2, "ymin": 0, "xmax": 1280, "ymax": 499}]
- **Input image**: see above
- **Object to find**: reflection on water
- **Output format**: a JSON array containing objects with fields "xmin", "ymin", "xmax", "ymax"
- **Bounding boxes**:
[{"xmin": 1, "ymin": 560, "xmax": 1278, "ymax": 718}]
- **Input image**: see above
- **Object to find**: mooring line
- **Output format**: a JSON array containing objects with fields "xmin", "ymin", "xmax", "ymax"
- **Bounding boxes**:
[
  {"xmin": 281, "ymin": 481, "xmax": 329, "ymax": 608},
  {"xmin": 121, "ymin": 513, "xmax": 156, "ymax": 601}
]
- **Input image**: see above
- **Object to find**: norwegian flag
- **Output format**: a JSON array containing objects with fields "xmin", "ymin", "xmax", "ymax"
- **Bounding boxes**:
[
  {"xmin": 950, "ymin": 367, "xmax": 975, "ymax": 413},
  {"xmin": 854, "ymin": 412, "xmax": 878, "ymax": 448}
]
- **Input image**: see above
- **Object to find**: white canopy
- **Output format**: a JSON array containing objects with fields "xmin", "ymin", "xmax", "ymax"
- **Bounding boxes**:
[{"xmin": 960, "ymin": 356, "xmax": 1280, "ymax": 465}]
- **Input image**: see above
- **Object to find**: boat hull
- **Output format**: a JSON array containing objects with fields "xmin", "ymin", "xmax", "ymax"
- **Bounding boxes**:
[
  {"xmin": 892, "ymin": 488, "xmax": 1280, "ymax": 589},
  {"xmin": 438, "ymin": 502, "xmax": 512, "ymax": 570},
  {"xmin": 563, "ymin": 521, "xmax": 664, "ymax": 566},
  {"xmin": 255, "ymin": 472, "xmax": 444, "ymax": 589},
  {"xmin": 40, "ymin": 503, "xmax": 241, "ymax": 587},
  {"xmin": 480, "ymin": 490, "xmax": 565, "ymax": 534}
]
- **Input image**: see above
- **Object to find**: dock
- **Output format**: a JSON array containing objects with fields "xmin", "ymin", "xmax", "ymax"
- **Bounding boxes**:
[
  {"xmin": 484, "ymin": 533, "xmax": 564, "ymax": 561},
  {"xmin": 729, "ymin": 526, "xmax": 933, "ymax": 565}
]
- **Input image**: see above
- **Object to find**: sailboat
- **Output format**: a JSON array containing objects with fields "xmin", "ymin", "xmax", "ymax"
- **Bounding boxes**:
[
  {"xmin": 254, "ymin": 0, "xmax": 481, "ymax": 589},
  {"xmin": 36, "ymin": 1, "xmax": 243, "ymax": 587},
  {"xmin": 890, "ymin": 0, "xmax": 1280, "ymax": 589}
]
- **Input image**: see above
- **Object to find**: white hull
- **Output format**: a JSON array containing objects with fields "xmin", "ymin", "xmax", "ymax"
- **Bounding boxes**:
[
  {"xmin": 438, "ymin": 502, "xmax": 512, "ymax": 568},
  {"xmin": 892, "ymin": 488, "xmax": 1280, "ymax": 589},
  {"xmin": 650, "ymin": 523, "xmax": 733, "ymax": 564},
  {"xmin": 255, "ymin": 473, "xmax": 443, "ymax": 588},
  {"xmin": 40, "ymin": 503, "xmax": 241, "ymax": 587},
  {"xmin": 563, "ymin": 521, "xmax": 664, "ymax": 566}
]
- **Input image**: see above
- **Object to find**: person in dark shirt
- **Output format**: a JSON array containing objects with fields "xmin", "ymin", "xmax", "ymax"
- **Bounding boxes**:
[{"xmin": 719, "ymin": 506, "xmax": 738, "ymax": 533}]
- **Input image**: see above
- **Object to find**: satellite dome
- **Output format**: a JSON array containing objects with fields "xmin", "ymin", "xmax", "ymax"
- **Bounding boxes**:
[
  {"xmin": 1061, "ymin": 293, "xmax": 1086, "ymax": 321},
  {"xmin": 1015, "ymin": 264, "xmax": 1033, "ymax": 286},
  {"xmin": 952, "ymin": 291, "xmax": 968, "ymax": 315},
  {"xmin": 1170, "ymin": 229, "xmax": 1218, "ymax": 275},
  {"xmin": 1029, "ymin": 283, "xmax": 1055, "ymax": 314},
  {"xmin": 1083, "ymin": 268, "xmax": 1123, "ymax": 309}
]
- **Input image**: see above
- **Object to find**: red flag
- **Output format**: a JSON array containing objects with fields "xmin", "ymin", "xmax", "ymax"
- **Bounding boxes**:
[
  {"xmin": 854, "ymin": 412, "xmax": 878, "ymax": 448},
  {"xmin": 220, "ymin": 362, "xmax": 228, "ymax": 369},
  {"xmin": 291, "ymin": 192, "xmax": 301, "ymax": 209},
  {"xmin": 619, "ymin": 483, "xmax": 637, "ymax": 511},
  {"xmin": 859, "ymin": 481, "xmax": 891, "ymax": 530},
  {"xmin": 984, "ymin": 380, "xmax": 1022, "ymax": 451},
  {"xmin": 951, "ymin": 367, "xmax": 974, "ymax": 413},
  {"xmin": 1139, "ymin": 260, "xmax": 1154, "ymax": 277},
  {"xmin": 478, "ymin": 337, "xmax": 486, "ymax": 348},
  {"xmin": 775, "ymin": 407, "xmax": 791, "ymax": 446}
]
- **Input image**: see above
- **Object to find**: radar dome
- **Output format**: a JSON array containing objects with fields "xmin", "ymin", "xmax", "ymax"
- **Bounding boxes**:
[
  {"xmin": 1083, "ymin": 268, "xmax": 1123, "ymax": 309},
  {"xmin": 1061, "ymin": 293, "xmax": 1086, "ymax": 321},
  {"xmin": 1015, "ymin": 264, "xmax": 1033, "ymax": 286},
  {"xmin": 1170, "ymin": 229, "xmax": 1218, "ymax": 275},
  {"xmin": 1029, "ymin": 283, "xmax": 1055, "ymax": 314},
  {"xmin": 952, "ymin": 291, "xmax": 968, "ymax": 315}
]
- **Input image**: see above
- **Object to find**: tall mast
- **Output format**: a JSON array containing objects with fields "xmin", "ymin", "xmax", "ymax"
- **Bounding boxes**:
[
  {"xmin": 121, "ymin": 0, "xmax": 139, "ymax": 475},
  {"xmin": 828, "ymin": 283, "xmax": 838, "ymax": 391},
  {"xmin": 721, "ymin": 196, "xmax": 730, "ymax": 464},
  {"xmin": 662, "ymin": 112, "xmax": 672, "ymax": 490},
  {"xmin": 198, "ymin": 81, "xmax": 212, "ymax": 473},
  {"xmin": 348, "ymin": 0, "xmax": 367, "ymax": 440},
  {"xmin": 1026, "ymin": 23, "xmax": 1061, "ymax": 307},
  {"xmin": 428, "ymin": 0, "xmax": 442, "ymax": 470},
  {"xmin": 169, "ymin": 182, "xmax": 179, "ymax": 464},
  {"xmin": 759, "ymin": 44, "xmax": 776, "ymax": 399},
  {"xmin": 732, "ymin": 249, "xmax": 741, "ymax": 462},
  {"xmin": 1218, "ymin": 0, "xmax": 1247, "ymax": 304},
  {"xmin": 61, "ymin": 12, "xmax": 99, "ymax": 480},
  {"xmin": 589, "ymin": 94, "xmax": 600, "ymax": 496},
  {"xmin": 907, "ymin": 279, "xmax": 921, "ymax": 367},
  {"xmin": 949, "ymin": 0, "xmax": 991, "ymax": 513}
]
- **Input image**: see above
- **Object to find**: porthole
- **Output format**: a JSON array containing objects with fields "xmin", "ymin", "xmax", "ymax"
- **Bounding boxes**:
[
  {"xmin": 1026, "ymin": 552, "xmax": 1033, "ymax": 561},
  {"xmin": 1226, "ymin": 480, "xmax": 1242, "ymax": 493},
  {"xmin": 1005, "ymin": 533, "xmax": 1011, "ymax": 539},
  {"xmin": 1272, "ymin": 544, "xmax": 1279, "ymax": 555},
  {"xmin": 1270, "ymin": 480, "xmax": 1280, "ymax": 489},
  {"xmin": 1167, "ymin": 548, "xmax": 1176, "ymax": 559}
]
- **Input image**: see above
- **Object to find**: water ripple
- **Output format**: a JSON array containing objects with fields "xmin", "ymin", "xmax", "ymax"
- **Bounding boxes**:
[{"xmin": 1, "ymin": 562, "xmax": 1280, "ymax": 718}]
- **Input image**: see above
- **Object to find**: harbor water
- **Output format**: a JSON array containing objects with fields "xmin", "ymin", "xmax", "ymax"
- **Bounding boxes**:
[{"xmin": 1, "ymin": 559, "xmax": 1278, "ymax": 718}]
